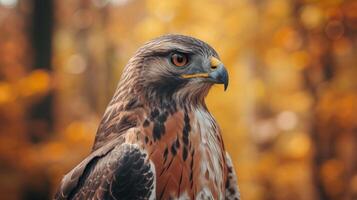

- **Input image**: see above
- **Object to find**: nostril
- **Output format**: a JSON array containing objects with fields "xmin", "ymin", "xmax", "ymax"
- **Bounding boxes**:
[{"xmin": 211, "ymin": 65, "xmax": 217, "ymax": 69}]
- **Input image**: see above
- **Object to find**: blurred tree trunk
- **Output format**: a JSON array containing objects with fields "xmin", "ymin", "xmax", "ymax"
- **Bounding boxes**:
[
  {"xmin": 292, "ymin": 1, "xmax": 357, "ymax": 200},
  {"xmin": 28, "ymin": 0, "xmax": 54, "ymax": 142},
  {"xmin": 18, "ymin": 0, "xmax": 54, "ymax": 199}
]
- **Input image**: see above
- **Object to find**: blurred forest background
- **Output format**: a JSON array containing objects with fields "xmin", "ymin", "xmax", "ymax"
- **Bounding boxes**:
[{"xmin": 0, "ymin": 0, "xmax": 356, "ymax": 199}]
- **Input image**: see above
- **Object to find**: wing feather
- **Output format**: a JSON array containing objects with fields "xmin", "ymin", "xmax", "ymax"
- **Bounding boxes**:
[
  {"xmin": 225, "ymin": 152, "xmax": 240, "ymax": 200},
  {"xmin": 54, "ymin": 138, "xmax": 155, "ymax": 200}
]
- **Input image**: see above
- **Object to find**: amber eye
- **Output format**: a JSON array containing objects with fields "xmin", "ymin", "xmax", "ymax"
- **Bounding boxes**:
[{"xmin": 171, "ymin": 53, "xmax": 188, "ymax": 67}]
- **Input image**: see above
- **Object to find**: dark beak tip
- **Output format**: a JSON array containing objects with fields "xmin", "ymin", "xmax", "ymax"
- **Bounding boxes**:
[
  {"xmin": 224, "ymin": 82, "xmax": 228, "ymax": 91},
  {"xmin": 223, "ymin": 71, "xmax": 229, "ymax": 91}
]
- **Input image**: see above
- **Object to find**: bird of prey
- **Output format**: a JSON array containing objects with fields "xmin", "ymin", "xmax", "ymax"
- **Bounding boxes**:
[{"xmin": 55, "ymin": 34, "xmax": 240, "ymax": 200}]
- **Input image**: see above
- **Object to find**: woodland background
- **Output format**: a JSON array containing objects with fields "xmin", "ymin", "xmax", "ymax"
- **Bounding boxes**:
[{"xmin": 0, "ymin": 0, "xmax": 356, "ymax": 199}]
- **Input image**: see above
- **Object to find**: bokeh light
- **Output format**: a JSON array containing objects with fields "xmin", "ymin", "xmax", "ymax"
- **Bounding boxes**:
[{"xmin": 0, "ymin": 0, "xmax": 356, "ymax": 200}]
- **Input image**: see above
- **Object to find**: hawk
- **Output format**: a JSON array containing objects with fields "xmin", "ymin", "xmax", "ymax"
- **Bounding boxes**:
[{"xmin": 55, "ymin": 34, "xmax": 240, "ymax": 200}]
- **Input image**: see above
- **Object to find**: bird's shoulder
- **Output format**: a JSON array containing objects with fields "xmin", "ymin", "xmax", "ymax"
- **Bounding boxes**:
[{"xmin": 54, "ymin": 134, "xmax": 156, "ymax": 200}]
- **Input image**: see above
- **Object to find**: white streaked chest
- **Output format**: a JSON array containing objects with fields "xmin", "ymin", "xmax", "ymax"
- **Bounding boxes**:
[{"xmin": 191, "ymin": 107, "xmax": 226, "ymax": 199}]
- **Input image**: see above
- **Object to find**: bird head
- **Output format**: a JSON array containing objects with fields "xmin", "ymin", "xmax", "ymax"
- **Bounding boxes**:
[{"xmin": 119, "ymin": 34, "xmax": 228, "ymax": 105}]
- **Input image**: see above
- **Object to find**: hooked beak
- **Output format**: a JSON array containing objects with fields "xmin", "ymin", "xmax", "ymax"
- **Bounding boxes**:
[
  {"xmin": 181, "ymin": 57, "xmax": 229, "ymax": 91},
  {"xmin": 208, "ymin": 57, "xmax": 229, "ymax": 91}
]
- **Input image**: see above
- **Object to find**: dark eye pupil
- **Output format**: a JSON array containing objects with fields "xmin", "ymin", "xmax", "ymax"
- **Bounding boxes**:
[{"xmin": 176, "ymin": 55, "xmax": 183, "ymax": 63}]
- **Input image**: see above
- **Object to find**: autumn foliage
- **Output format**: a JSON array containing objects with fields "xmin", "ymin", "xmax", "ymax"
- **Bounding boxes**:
[{"xmin": 0, "ymin": 0, "xmax": 356, "ymax": 200}]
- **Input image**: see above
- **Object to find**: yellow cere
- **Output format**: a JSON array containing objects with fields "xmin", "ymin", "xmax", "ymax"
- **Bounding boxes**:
[{"xmin": 210, "ymin": 57, "xmax": 222, "ymax": 68}]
